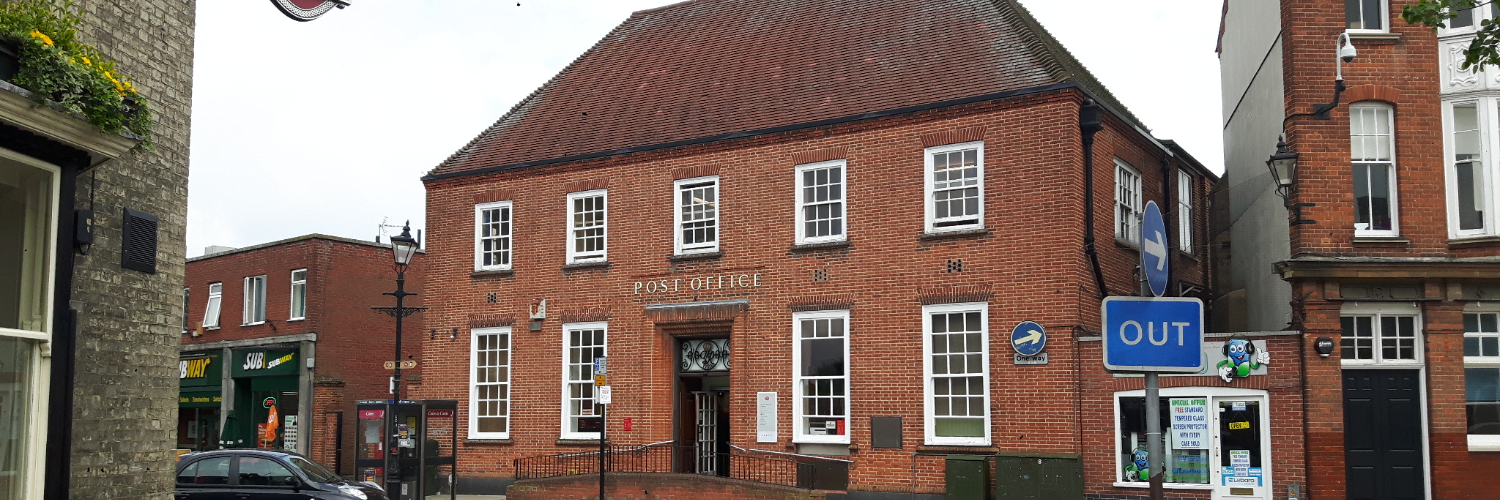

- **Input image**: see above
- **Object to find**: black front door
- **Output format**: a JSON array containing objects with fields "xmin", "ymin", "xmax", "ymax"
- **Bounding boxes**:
[{"xmin": 1343, "ymin": 369, "xmax": 1424, "ymax": 500}]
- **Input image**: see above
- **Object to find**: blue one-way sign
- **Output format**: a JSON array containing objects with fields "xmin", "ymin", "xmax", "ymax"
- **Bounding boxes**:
[
  {"xmin": 1141, "ymin": 201, "xmax": 1169, "ymax": 297},
  {"xmin": 1101, "ymin": 296, "xmax": 1204, "ymax": 372}
]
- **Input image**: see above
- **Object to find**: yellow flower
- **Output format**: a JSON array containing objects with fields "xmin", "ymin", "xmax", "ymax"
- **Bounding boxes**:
[
  {"xmin": 28, "ymin": 30, "xmax": 53, "ymax": 47},
  {"xmin": 80, "ymin": 56, "xmax": 91, "ymax": 66}
]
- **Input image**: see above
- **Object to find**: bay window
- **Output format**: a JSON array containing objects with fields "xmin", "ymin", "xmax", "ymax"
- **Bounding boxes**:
[{"xmin": 1445, "ymin": 99, "xmax": 1500, "ymax": 238}]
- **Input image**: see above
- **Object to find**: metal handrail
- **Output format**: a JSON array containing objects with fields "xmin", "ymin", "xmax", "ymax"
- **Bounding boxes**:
[{"xmin": 730, "ymin": 444, "xmax": 855, "ymax": 463}]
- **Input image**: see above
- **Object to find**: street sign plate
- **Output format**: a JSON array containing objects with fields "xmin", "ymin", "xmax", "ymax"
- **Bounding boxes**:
[
  {"xmin": 594, "ymin": 375, "xmax": 606, "ymax": 386},
  {"xmin": 1010, "ymin": 321, "xmax": 1047, "ymax": 356},
  {"xmin": 593, "ymin": 357, "xmax": 607, "ymax": 376},
  {"xmin": 1141, "ymin": 201, "xmax": 1169, "ymax": 297},
  {"xmin": 598, "ymin": 386, "xmax": 612, "ymax": 405},
  {"xmin": 1101, "ymin": 296, "xmax": 1204, "ymax": 372}
]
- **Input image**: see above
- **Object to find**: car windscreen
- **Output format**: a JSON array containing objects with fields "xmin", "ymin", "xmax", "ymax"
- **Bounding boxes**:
[{"xmin": 288, "ymin": 456, "xmax": 340, "ymax": 483}]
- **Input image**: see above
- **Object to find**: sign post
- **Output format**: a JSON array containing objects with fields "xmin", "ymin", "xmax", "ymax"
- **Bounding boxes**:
[
  {"xmin": 594, "ymin": 357, "xmax": 607, "ymax": 500},
  {"xmin": 1103, "ymin": 295, "xmax": 1204, "ymax": 500}
]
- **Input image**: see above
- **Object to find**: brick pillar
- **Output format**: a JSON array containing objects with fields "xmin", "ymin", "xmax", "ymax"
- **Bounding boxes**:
[
  {"xmin": 1297, "ymin": 279, "xmax": 1347, "ymax": 500},
  {"xmin": 313, "ymin": 380, "xmax": 346, "ymax": 471}
]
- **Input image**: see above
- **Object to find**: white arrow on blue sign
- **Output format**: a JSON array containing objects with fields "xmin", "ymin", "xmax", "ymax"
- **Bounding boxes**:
[
  {"xmin": 1010, "ymin": 321, "xmax": 1047, "ymax": 356},
  {"xmin": 1141, "ymin": 201, "xmax": 1169, "ymax": 297},
  {"xmin": 1101, "ymin": 296, "xmax": 1204, "ymax": 372}
]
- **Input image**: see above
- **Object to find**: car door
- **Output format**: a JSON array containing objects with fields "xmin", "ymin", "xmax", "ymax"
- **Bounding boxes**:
[
  {"xmin": 230, "ymin": 456, "xmax": 308, "ymax": 500},
  {"xmin": 174, "ymin": 456, "xmax": 235, "ymax": 500}
]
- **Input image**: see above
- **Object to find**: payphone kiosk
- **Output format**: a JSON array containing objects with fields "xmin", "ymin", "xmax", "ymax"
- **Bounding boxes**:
[{"xmin": 356, "ymin": 399, "xmax": 458, "ymax": 500}]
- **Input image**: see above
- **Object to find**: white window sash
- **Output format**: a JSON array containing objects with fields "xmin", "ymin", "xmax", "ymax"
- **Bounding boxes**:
[
  {"xmin": 922, "ymin": 302, "xmax": 990, "ymax": 446},
  {"xmin": 1445, "ymin": 100, "xmax": 1495, "ymax": 238},
  {"xmin": 791, "ymin": 310, "xmax": 851, "ymax": 444},
  {"xmin": 1345, "ymin": 0, "xmax": 1389, "ymax": 33},
  {"xmin": 243, "ymin": 276, "xmax": 266, "ymax": 325},
  {"xmin": 561, "ymin": 321, "xmax": 608, "ymax": 440},
  {"xmin": 204, "ymin": 283, "xmax": 222, "ymax": 329},
  {"xmin": 0, "ymin": 150, "xmax": 59, "ymax": 340},
  {"xmin": 1177, "ymin": 171, "xmax": 1193, "ymax": 254},
  {"xmin": 289, "ymin": 269, "xmax": 306, "ymax": 320},
  {"xmin": 923, "ymin": 142, "xmax": 985, "ymax": 233},
  {"xmin": 674, "ymin": 176, "xmax": 719, "ymax": 254},
  {"xmin": 566, "ymin": 191, "xmax": 608, "ymax": 263},
  {"xmin": 474, "ymin": 201, "xmax": 514, "ymax": 271},
  {"xmin": 1116, "ymin": 159, "xmax": 1142, "ymax": 246},
  {"xmin": 794, "ymin": 160, "xmax": 848, "ymax": 244},
  {"xmin": 1350, "ymin": 103, "xmax": 1400, "ymax": 237},
  {"xmin": 470, "ymin": 326, "xmax": 511, "ymax": 440}
]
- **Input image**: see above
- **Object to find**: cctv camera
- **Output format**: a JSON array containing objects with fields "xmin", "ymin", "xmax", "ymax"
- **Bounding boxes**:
[{"xmin": 1338, "ymin": 34, "xmax": 1357, "ymax": 63}]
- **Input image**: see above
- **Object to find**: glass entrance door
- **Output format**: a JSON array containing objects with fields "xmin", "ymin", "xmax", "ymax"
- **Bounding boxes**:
[{"xmin": 1211, "ymin": 398, "xmax": 1266, "ymax": 500}]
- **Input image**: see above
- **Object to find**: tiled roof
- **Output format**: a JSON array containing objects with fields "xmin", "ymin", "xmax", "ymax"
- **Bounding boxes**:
[{"xmin": 426, "ymin": 0, "xmax": 1140, "ymax": 179}]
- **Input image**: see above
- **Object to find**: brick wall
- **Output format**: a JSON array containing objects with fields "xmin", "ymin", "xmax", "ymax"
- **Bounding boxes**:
[
  {"xmin": 416, "ymin": 87, "xmax": 1216, "ymax": 496},
  {"xmin": 507, "ymin": 473, "xmax": 825, "ymax": 500},
  {"xmin": 63, "ymin": 0, "xmax": 196, "ymax": 498}
]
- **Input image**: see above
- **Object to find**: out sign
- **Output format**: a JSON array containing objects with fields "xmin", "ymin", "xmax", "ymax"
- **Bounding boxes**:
[{"xmin": 1101, "ymin": 296, "xmax": 1205, "ymax": 373}]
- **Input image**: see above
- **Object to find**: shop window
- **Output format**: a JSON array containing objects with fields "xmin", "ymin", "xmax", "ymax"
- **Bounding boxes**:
[
  {"xmin": 562, "ymin": 322, "xmax": 606, "ymax": 439},
  {"xmin": 1466, "ymin": 309, "xmax": 1500, "ymax": 450},
  {"xmin": 1340, "ymin": 309, "xmax": 1420, "ymax": 364},
  {"xmin": 795, "ymin": 160, "xmax": 847, "ymax": 244},
  {"xmin": 204, "ymin": 282, "xmax": 222, "ymax": 329},
  {"xmin": 1350, "ymin": 103, "xmax": 1399, "ymax": 236},
  {"xmin": 1178, "ymin": 171, "xmax": 1194, "ymax": 254},
  {"xmin": 924, "ymin": 142, "xmax": 984, "ymax": 232},
  {"xmin": 792, "ymin": 310, "xmax": 849, "ymax": 443},
  {"xmin": 1345, "ymin": 0, "xmax": 1387, "ymax": 32},
  {"xmin": 675, "ymin": 177, "xmax": 718, "ymax": 254},
  {"xmin": 288, "ymin": 269, "xmax": 306, "ymax": 321},
  {"xmin": 243, "ymin": 275, "xmax": 266, "ymax": 325},
  {"xmin": 923, "ymin": 302, "xmax": 989, "ymax": 446},
  {"xmin": 1116, "ymin": 396, "xmax": 1210, "ymax": 485},
  {"xmin": 470, "ymin": 326, "xmax": 511, "ymax": 440},
  {"xmin": 567, "ymin": 191, "xmax": 607, "ymax": 263},
  {"xmin": 474, "ymin": 200, "xmax": 513, "ymax": 271},
  {"xmin": 1112, "ymin": 390, "xmax": 1270, "ymax": 493},
  {"xmin": 1116, "ymin": 159, "xmax": 1142, "ymax": 246}
]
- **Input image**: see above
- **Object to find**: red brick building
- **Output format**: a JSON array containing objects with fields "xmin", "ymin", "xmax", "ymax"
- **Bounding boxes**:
[
  {"xmin": 1219, "ymin": 1, "xmax": 1500, "ymax": 500},
  {"xmin": 177, "ymin": 234, "xmax": 425, "ymax": 474},
  {"xmin": 416, "ymin": 0, "xmax": 1230, "ymax": 499}
]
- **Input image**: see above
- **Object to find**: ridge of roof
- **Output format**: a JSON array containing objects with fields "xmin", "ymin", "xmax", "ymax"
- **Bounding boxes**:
[
  {"xmin": 630, "ymin": 0, "xmax": 699, "ymax": 16},
  {"xmin": 186, "ymin": 233, "xmax": 423, "ymax": 263},
  {"xmin": 993, "ymin": 0, "xmax": 1148, "ymax": 132}
]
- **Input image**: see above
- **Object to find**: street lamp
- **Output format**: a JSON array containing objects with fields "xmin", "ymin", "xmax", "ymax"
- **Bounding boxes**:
[
  {"xmin": 372, "ymin": 221, "xmax": 427, "ymax": 497},
  {"xmin": 1266, "ymin": 137, "xmax": 1315, "ymax": 226}
]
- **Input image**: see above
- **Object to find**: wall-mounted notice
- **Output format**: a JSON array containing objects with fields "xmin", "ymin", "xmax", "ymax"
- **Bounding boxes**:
[
  {"xmin": 1169, "ymin": 398, "xmax": 1209, "ymax": 450},
  {"xmin": 757, "ymin": 392, "xmax": 777, "ymax": 443}
]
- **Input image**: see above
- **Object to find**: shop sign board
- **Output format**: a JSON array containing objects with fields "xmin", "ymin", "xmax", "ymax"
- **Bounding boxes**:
[
  {"xmin": 232, "ymin": 349, "xmax": 298, "ymax": 378},
  {"xmin": 1101, "ymin": 296, "xmax": 1205, "ymax": 373},
  {"xmin": 1168, "ymin": 398, "xmax": 1209, "ymax": 450},
  {"xmin": 756, "ymin": 392, "xmax": 777, "ymax": 443},
  {"xmin": 179, "ymin": 353, "xmax": 222, "ymax": 387}
]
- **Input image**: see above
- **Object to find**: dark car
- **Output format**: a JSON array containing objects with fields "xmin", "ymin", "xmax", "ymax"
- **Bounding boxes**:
[{"xmin": 175, "ymin": 449, "xmax": 387, "ymax": 500}]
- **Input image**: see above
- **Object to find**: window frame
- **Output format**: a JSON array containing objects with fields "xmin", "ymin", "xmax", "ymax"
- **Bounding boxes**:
[
  {"xmin": 474, "ymin": 200, "xmax": 514, "ymax": 271},
  {"xmin": 1110, "ymin": 387, "xmax": 1271, "ymax": 490},
  {"xmin": 674, "ymin": 176, "xmax": 720, "ymax": 255},
  {"xmin": 288, "ymin": 269, "xmax": 306, "ymax": 321},
  {"xmin": 921, "ymin": 302, "xmax": 991, "ymax": 446},
  {"xmin": 1349, "ymin": 102, "xmax": 1401, "ymax": 237},
  {"xmin": 242, "ymin": 275, "xmax": 266, "ymax": 326},
  {"xmin": 923, "ymin": 141, "xmax": 986, "ymax": 233},
  {"xmin": 1115, "ymin": 159, "xmax": 1143, "ymax": 247},
  {"xmin": 791, "ymin": 309, "xmax": 851, "ymax": 444},
  {"xmin": 1177, "ymin": 170, "xmax": 1194, "ymax": 254},
  {"xmin": 1465, "ymin": 303, "xmax": 1500, "ymax": 451},
  {"xmin": 1444, "ymin": 99, "xmax": 1497, "ymax": 238},
  {"xmin": 794, "ymin": 160, "xmax": 849, "ymax": 245},
  {"xmin": 470, "ymin": 326, "xmax": 512, "ymax": 440},
  {"xmin": 566, "ymin": 190, "xmax": 607, "ymax": 264},
  {"xmin": 1344, "ymin": 0, "xmax": 1389, "ymax": 33},
  {"xmin": 1339, "ymin": 302, "xmax": 1423, "ymax": 366},
  {"xmin": 204, "ymin": 282, "xmax": 223, "ymax": 330},
  {"xmin": 560, "ymin": 321, "xmax": 608, "ymax": 440}
]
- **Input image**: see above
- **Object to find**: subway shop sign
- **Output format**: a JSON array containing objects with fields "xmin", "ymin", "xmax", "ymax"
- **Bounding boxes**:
[{"xmin": 232, "ymin": 349, "xmax": 299, "ymax": 378}]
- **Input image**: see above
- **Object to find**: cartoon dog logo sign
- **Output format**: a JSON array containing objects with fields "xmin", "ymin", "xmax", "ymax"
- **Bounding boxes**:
[{"xmin": 1217, "ymin": 338, "xmax": 1269, "ymax": 383}]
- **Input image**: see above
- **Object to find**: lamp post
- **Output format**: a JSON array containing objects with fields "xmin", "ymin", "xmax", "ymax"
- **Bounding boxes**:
[
  {"xmin": 1266, "ymin": 136, "xmax": 1315, "ymax": 226},
  {"xmin": 372, "ymin": 222, "xmax": 426, "ymax": 498}
]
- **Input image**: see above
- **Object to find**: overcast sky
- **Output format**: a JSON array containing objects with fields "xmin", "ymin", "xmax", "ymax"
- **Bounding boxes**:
[{"xmin": 186, "ymin": 0, "xmax": 1224, "ymax": 256}]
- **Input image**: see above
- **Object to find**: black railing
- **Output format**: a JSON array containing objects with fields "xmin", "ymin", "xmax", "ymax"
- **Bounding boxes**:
[{"xmin": 512, "ymin": 441, "xmax": 850, "ymax": 490}]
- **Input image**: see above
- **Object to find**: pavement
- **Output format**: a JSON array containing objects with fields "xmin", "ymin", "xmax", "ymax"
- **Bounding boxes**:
[{"xmin": 446, "ymin": 496, "xmax": 504, "ymax": 500}]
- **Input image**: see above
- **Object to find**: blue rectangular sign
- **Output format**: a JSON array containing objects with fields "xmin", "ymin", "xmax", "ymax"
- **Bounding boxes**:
[{"xmin": 1101, "ymin": 296, "xmax": 1205, "ymax": 372}]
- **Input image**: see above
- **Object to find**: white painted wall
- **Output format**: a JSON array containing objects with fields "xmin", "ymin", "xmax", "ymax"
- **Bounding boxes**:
[{"xmin": 1219, "ymin": 0, "xmax": 1293, "ymax": 332}]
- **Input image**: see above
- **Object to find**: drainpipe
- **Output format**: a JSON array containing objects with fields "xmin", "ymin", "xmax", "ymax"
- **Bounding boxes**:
[
  {"xmin": 1161, "ymin": 157, "xmax": 1174, "ymax": 295},
  {"xmin": 1080, "ymin": 99, "xmax": 1108, "ymax": 298}
]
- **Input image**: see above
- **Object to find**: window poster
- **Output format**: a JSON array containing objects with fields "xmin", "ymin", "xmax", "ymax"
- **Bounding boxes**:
[{"xmin": 1167, "ymin": 397, "xmax": 1209, "ymax": 483}]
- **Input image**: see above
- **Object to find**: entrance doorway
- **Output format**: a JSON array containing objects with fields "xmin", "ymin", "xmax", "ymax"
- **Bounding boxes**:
[
  {"xmin": 1210, "ymin": 398, "xmax": 1265, "ymax": 500},
  {"xmin": 676, "ymin": 337, "xmax": 730, "ymax": 475},
  {"xmin": 1343, "ymin": 369, "xmax": 1424, "ymax": 500}
]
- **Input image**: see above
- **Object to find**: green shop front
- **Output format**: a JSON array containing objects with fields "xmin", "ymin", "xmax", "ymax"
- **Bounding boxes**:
[
  {"xmin": 177, "ymin": 352, "xmax": 223, "ymax": 451},
  {"xmin": 224, "ymin": 348, "xmax": 304, "ymax": 451}
]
